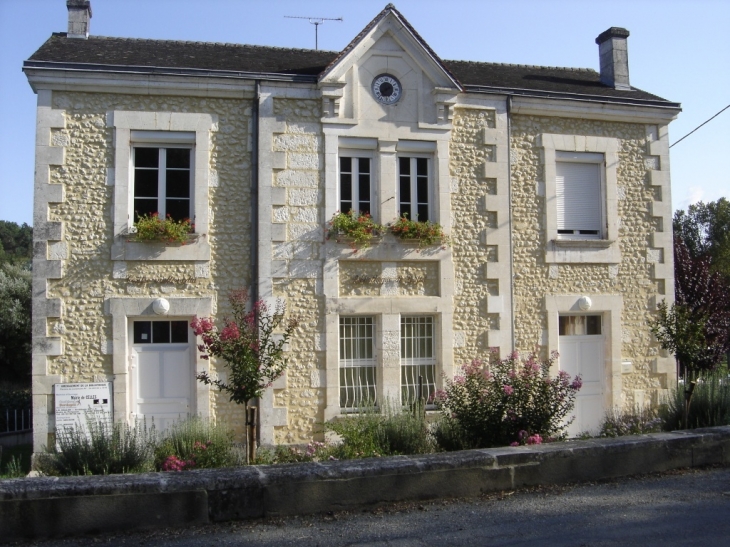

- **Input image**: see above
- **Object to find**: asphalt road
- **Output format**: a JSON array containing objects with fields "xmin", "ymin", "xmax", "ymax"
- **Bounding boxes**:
[{"xmin": 13, "ymin": 465, "xmax": 730, "ymax": 547}]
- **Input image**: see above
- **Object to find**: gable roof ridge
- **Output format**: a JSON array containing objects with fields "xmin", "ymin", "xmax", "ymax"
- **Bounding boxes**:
[
  {"xmin": 319, "ymin": 4, "xmax": 462, "ymax": 89},
  {"xmin": 68, "ymin": 33, "xmax": 340, "ymax": 54},
  {"xmin": 445, "ymin": 58, "xmax": 598, "ymax": 74}
]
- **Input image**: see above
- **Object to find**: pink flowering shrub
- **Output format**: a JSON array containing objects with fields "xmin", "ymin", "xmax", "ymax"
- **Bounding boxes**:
[
  {"xmin": 433, "ymin": 350, "xmax": 582, "ymax": 450},
  {"xmin": 192, "ymin": 289, "xmax": 299, "ymax": 406},
  {"xmin": 161, "ymin": 455, "xmax": 194, "ymax": 472}
]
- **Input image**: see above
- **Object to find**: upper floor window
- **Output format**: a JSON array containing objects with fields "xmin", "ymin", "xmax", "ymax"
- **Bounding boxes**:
[
  {"xmin": 398, "ymin": 156, "xmax": 430, "ymax": 222},
  {"xmin": 133, "ymin": 146, "xmax": 193, "ymax": 223},
  {"xmin": 339, "ymin": 156, "xmax": 372, "ymax": 216},
  {"xmin": 555, "ymin": 152, "xmax": 604, "ymax": 239}
]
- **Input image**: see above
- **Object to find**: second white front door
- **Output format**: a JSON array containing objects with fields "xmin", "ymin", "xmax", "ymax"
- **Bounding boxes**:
[{"xmin": 559, "ymin": 315, "xmax": 605, "ymax": 437}]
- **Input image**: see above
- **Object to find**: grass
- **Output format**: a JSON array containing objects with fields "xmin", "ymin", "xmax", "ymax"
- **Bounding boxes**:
[
  {"xmin": 599, "ymin": 406, "xmax": 663, "ymax": 438},
  {"xmin": 660, "ymin": 374, "xmax": 730, "ymax": 431},
  {"xmin": 0, "ymin": 443, "xmax": 32, "ymax": 478},
  {"xmin": 153, "ymin": 416, "xmax": 239, "ymax": 470}
]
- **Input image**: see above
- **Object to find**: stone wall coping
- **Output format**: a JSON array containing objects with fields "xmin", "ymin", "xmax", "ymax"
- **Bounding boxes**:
[{"xmin": 2, "ymin": 426, "xmax": 729, "ymax": 502}]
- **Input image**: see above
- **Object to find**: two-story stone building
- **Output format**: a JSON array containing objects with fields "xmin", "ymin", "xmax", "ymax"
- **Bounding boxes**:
[{"xmin": 24, "ymin": 1, "xmax": 680, "ymax": 451}]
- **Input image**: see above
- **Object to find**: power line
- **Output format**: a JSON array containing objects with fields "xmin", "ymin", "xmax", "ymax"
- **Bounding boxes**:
[{"xmin": 670, "ymin": 103, "xmax": 730, "ymax": 148}]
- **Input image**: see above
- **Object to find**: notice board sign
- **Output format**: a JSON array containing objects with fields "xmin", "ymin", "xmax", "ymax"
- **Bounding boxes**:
[{"xmin": 54, "ymin": 382, "xmax": 113, "ymax": 436}]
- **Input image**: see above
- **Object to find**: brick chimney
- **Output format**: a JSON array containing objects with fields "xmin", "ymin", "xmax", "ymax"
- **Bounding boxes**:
[
  {"xmin": 595, "ymin": 27, "xmax": 630, "ymax": 90},
  {"xmin": 67, "ymin": 0, "xmax": 92, "ymax": 39}
]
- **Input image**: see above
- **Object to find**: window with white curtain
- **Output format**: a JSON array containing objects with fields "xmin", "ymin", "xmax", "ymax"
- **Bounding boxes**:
[
  {"xmin": 555, "ymin": 151, "xmax": 604, "ymax": 239},
  {"xmin": 400, "ymin": 316, "xmax": 436, "ymax": 405}
]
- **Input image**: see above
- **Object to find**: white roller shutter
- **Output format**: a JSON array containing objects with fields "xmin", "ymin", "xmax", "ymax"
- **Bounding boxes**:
[{"xmin": 556, "ymin": 160, "xmax": 602, "ymax": 237}]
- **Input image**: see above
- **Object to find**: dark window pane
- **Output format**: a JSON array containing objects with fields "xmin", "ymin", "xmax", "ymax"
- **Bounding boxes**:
[
  {"xmin": 340, "ymin": 173, "xmax": 352, "ymax": 200},
  {"xmin": 417, "ymin": 177, "xmax": 428, "ymax": 203},
  {"xmin": 134, "ymin": 148, "xmax": 159, "ymax": 168},
  {"xmin": 586, "ymin": 315, "xmax": 602, "ymax": 335},
  {"xmin": 134, "ymin": 199, "xmax": 159, "ymax": 221},
  {"xmin": 340, "ymin": 156, "xmax": 351, "ymax": 173},
  {"xmin": 417, "ymin": 204, "xmax": 429, "ymax": 222},
  {"xmin": 166, "ymin": 170, "xmax": 190, "ymax": 198},
  {"xmin": 134, "ymin": 169, "xmax": 159, "ymax": 198},
  {"xmin": 166, "ymin": 199, "xmax": 191, "ymax": 222},
  {"xmin": 359, "ymin": 200, "xmax": 371, "ymax": 216},
  {"xmin": 358, "ymin": 158, "xmax": 370, "ymax": 174},
  {"xmin": 152, "ymin": 322, "xmax": 170, "ymax": 344},
  {"xmin": 559, "ymin": 316, "xmax": 568, "ymax": 336},
  {"xmin": 399, "ymin": 157, "xmax": 410, "ymax": 175},
  {"xmin": 416, "ymin": 157, "xmax": 428, "ymax": 176},
  {"xmin": 340, "ymin": 200, "xmax": 353, "ymax": 214},
  {"xmin": 166, "ymin": 148, "xmax": 190, "ymax": 169},
  {"xmin": 133, "ymin": 322, "xmax": 152, "ymax": 344},
  {"xmin": 171, "ymin": 321, "xmax": 189, "ymax": 343},
  {"xmin": 358, "ymin": 174, "xmax": 370, "ymax": 209}
]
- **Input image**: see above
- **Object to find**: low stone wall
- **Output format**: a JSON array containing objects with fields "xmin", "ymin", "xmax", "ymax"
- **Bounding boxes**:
[{"xmin": 2, "ymin": 427, "xmax": 729, "ymax": 541}]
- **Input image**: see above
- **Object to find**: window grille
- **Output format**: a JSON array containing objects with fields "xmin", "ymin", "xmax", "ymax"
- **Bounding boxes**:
[
  {"xmin": 400, "ymin": 316, "xmax": 436, "ymax": 405},
  {"xmin": 339, "ymin": 317, "xmax": 376, "ymax": 409}
]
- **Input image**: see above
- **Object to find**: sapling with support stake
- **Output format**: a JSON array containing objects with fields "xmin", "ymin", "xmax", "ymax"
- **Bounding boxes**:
[{"xmin": 192, "ymin": 289, "xmax": 299, "ymax": 463}]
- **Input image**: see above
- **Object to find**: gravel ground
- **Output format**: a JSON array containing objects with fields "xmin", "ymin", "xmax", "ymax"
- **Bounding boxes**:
[{"xmin": 8, "ymin": 465, "xmax": 730, "ymax": 547}]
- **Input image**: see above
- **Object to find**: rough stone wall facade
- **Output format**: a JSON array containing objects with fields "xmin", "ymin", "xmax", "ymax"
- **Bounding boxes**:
[
  {"xmin": 270, "ymin": 98, "xmax": 326, "ymax": 444},
  {"xmin": 449, "ymin": 108, "xmax": 499, "ymax": 364},
  {"xmin": 510, "ymin": 114, "xmax": 669, "ymax": 406},
  {"xmin": 44, "ymin": 91, "xmax": 253, "ymax": 438}
]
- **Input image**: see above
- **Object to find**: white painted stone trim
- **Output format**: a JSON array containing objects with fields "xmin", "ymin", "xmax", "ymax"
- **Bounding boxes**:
[
  {"xmin": 31, "ymin": 89, "xmax": 67, "ymax": 452},
  {"xmin": 108, "ymin": 110, "xmax": 216, "ymax": 262},
  {"xmin": 107, "ymin": 297, "xmax": 213, "ymax": 425},
  {"xmin": 539, "ymin": 133, "xmax": 621, "ymax": 264}
]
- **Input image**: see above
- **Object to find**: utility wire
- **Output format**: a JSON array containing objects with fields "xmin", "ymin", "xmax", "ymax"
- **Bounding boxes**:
[{"xmin": 670, "ymin": 103, "xmax": 730, "ymax": 148}]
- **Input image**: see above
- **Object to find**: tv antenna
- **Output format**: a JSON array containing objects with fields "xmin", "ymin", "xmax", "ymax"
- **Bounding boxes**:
[{"xmin": 284, "ymin": 15, "xmax": 343, "ymax": 50}]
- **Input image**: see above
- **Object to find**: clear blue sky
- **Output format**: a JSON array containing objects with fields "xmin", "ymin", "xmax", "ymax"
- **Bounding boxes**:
[{"xmin": 1, "ymin": 0, "xmax": 728, "ymax": 226}]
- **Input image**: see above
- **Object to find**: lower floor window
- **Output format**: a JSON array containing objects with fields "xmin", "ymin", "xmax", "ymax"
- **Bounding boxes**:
[
  {"xmin": 400, "ymin": 316, "xmax": 436, "ymax": 405},
  {"xmin": 339, "ymin": 317, "xmax": 376, "ymax": 409}
]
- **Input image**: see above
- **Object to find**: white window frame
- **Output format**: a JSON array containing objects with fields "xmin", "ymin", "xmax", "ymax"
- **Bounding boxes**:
[
  {"xmin": 397, "ymin": 155, "xmax": 432, "ymax": 222},
  {"xmin": 109, "ymin": 111, "xmax": 215, "ymax": 261},
  {"xmin": 555, "ymin": 151, "xmax": 605, "ymax": 240},
  {"xmin": 539, "ymin": 133, "xmax": 620, "ymax": 264},
  {"xmin": 132, "ymin": 135, "xmax": 195, "ymax": 224},
  {"xmin": 338, "ymin": 152, "xmax": 375, "ymax": 218}
]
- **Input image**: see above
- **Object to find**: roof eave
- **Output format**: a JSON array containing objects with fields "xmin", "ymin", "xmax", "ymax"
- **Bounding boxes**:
[
  {"xmin": 463, "ymin": 84, "xmax": 681, "ymax": 110},
  {"xmin": 22, "ymin": 60, "xmax": 321, "ymax": 84}
]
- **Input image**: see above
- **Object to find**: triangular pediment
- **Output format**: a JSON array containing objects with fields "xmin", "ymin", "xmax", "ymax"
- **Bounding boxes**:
[{"xmin": 320, "ymin": 5, "xmax": 461, "ymax": 91}]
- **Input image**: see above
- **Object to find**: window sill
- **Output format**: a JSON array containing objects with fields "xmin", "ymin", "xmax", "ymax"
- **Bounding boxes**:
[
  {"xmin": 553, "ymin": 238, "xmax": 614, "ymax": 249},
  {"xmin": 112, "ymin": 234, "xmax": 210, "ymax": 262},
  {"xmin": 546, "ymin": 238, "xmax": 620, "ymax": 264}
]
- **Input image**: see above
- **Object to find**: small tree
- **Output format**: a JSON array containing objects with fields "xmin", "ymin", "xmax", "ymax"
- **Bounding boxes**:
[
  {"xmin": 192, "ymin": 289, "xmax": 298, "ymax": 461},
  {"xmin": 652, "ymin": 238, "xmax": 730, "ymax": 378}
]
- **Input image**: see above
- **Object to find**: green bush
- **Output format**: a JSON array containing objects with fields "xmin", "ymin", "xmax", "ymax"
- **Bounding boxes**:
[
  {"xmin": 326, "ymin": 400, "xmax": 435, "ymax": 459},
  {"xmin": 154, "ymin": 416, "xmax": 237, "ymax": 471},
  {"xmin": 660, "ymin": 374, "xmax": 730, "ymax": 431},
  {"xmin": 39, "ymin": 413, "xmax": 156, "ymax": 476},
  {"xmin": 599, "ymin": 406, "xmax": 662, "ymax": 437}
]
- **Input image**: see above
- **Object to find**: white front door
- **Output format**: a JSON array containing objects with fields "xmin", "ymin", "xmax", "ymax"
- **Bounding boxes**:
[
  {"xmin": 559, "ymin": 315, "xmax": 605, "ymax": 437},
  {"xmin": 131, "ymin": 320, "xmax": 194, "ymax": 432}
]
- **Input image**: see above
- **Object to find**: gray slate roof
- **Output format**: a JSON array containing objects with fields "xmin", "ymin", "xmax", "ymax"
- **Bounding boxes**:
[{"xmin": 26, "ymin": 33, "xmax": 677, "ymax": 106}]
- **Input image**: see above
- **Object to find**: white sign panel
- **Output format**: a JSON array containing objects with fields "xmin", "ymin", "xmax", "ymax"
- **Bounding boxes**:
[{"xmin": 54, "ymin": 382, "xmax": 113, "ymax": 435}]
